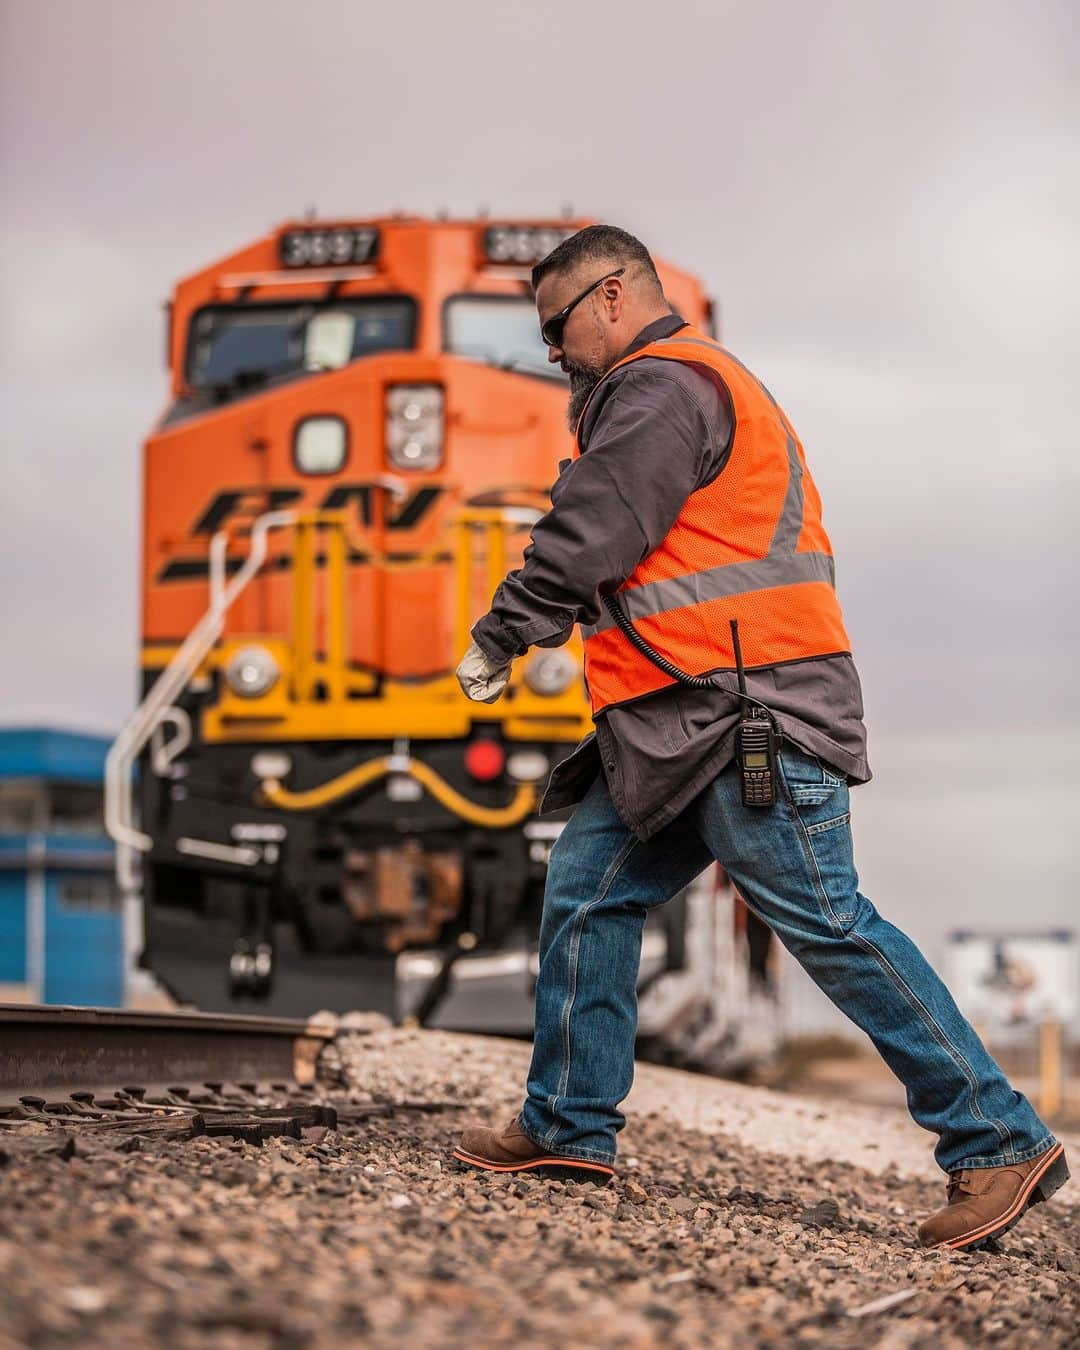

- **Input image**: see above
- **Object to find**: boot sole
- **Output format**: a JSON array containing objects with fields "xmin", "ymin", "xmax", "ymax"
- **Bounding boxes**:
[
  {"xmin": 941, "ymin": 1143, "xmax": 1069, "ymax": 1251},
  {"xmin": 451, "ymin": 1147, "xmax": 615, "ymax": 1184}
]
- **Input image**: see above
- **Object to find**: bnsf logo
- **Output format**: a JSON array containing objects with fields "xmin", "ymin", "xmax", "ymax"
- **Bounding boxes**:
[{"xmin": 155, "ymin": 483, "xmax": 445, "ymax": 584}]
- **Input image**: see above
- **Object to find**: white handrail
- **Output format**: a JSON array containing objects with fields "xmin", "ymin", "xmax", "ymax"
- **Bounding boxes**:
[
  {"xmin": 105, "ymin": 510, "xmax": 298, "ymax": 893},
  {"xmin": 106, "ymin": 492, "xmax": 524, "ymax": 896}
]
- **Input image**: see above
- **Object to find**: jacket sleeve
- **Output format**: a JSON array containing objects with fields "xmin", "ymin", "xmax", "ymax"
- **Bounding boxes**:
[{"xmin": 471, "ymin": 363, "xmax": 731, "ymax": 662}]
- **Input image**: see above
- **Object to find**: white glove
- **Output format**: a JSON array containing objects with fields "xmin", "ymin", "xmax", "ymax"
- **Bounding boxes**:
[{"xmin": 456, "ymin": 641, "xmax": 512, "ymax": 704}]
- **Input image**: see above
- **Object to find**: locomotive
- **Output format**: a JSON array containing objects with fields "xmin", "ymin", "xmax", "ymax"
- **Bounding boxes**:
[{"xmin": 106, "ymin": 214, "xmax": 778, "ymax": 1066}]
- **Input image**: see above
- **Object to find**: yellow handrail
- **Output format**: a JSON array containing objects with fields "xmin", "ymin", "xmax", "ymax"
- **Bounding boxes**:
[
  {"xmin": 288, "ymin": 506, "xmax": 523, "ymax": 681},
  {"xmin": 260, "ymin": 756, "xmax": 537, "ymax": 828}
]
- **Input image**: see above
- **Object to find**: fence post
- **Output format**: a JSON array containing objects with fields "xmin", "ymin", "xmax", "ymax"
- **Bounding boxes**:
[{"xmin": 1039, "ymin": 1020, "xmax": 1064, "ymax": 1119}]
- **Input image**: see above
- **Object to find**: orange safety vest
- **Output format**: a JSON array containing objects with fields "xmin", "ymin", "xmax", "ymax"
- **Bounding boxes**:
[{"xmin": 574, "ymin": 326, "xmax": 852, "ymax": 715}]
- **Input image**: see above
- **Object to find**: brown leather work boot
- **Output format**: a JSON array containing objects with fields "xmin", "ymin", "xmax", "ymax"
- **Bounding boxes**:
[
  {"xmin": 452, "ymin": 1115, "xmax": 615, "ymax": 1183},
  {"xmin": 918, "ymin": 1142, "xmax": 1069, "ymax": 1250}
]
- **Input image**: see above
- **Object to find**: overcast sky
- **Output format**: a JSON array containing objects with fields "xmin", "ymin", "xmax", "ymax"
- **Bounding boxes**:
[{"xmin": 1, "ymin": 0, "xmax": 1076, "ymax": 742}]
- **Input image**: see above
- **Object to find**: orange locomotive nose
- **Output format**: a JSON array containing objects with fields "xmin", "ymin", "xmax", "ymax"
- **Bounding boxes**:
[{"xmin": 127, "ymin": 213, "xmax": 716, "ymax": 1022}]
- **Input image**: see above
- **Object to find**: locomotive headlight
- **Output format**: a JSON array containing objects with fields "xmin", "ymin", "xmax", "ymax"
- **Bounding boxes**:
[
  {"xmin": 524, "ymin": 650, "xmax": 578, "ymax": 697},
  {"xmin": 225, "ymin": 645, "xmax": 279, "ymax": 699},
  {"xmin": 386, "ymin": 384, "xmax": 443, "ymax": 470},
  {"xmin": 506, "ymin": 751, "xmax": 550, "ymax": 783}
]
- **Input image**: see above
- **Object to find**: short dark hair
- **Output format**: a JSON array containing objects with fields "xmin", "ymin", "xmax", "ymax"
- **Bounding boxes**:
[{"xmin": 531, "ymin": 224, "xmax": 662, "ymax": 292}]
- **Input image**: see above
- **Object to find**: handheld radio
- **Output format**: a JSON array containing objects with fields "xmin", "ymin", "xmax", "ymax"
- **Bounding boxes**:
[
  {"xmin": 729, "ymin": 618, "xmax": 779, "ymax": 808},
  {"xmin": 601, "ymin": 596, "xmax": 781, "ymax": 809}
]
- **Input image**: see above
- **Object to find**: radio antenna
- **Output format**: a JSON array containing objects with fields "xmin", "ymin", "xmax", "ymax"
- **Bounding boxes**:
[{"xmin": 730, "ymin": 619, "xmax": 748, "ymax": 699}]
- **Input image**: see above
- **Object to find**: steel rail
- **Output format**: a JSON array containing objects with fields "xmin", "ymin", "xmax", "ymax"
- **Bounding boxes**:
[{"xmin": 0, "ymin": 1005, "xmax": 333, "ymax": 1107}]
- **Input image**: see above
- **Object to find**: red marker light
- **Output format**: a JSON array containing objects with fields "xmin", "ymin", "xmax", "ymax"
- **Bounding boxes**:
[{"xmin": 464, "ymin": 740, "xmax": 505, "ymax": 782}]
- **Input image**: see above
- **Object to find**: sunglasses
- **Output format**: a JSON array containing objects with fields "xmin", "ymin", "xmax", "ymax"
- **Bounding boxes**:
[{"xmin": 539, "ymin": 268, "xmax": 625, "ymax": 348}]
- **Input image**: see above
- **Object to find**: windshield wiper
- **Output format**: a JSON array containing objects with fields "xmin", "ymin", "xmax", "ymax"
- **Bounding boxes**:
[
  {"xmin": 206, "ymin": 357, "xmax": 339, "ymax": 401},
  {"xmin": 208, "ymin": 365, "xmax": 281, "ymax": 398}
]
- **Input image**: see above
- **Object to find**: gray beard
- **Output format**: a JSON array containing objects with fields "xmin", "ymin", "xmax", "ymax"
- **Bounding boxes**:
[{"xmin": 566, "ymin": 362, "xmax": 607, "ymax": 432}]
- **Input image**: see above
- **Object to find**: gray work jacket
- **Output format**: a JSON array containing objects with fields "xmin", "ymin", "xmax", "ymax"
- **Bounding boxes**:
[{"xmin": 473, "ymin": 314, "xmax": 871, "ymax": 840}]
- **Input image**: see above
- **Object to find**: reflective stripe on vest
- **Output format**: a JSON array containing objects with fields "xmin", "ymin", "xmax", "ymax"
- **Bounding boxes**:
[{"xmin": 574, "ymin": 327, "xmax": 851, "ymax": 714}]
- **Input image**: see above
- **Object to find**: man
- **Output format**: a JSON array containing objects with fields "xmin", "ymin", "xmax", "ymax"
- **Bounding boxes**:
[{"xmin": 452, "ymin": 225, "xmax": 1068, "ymax": 1250}]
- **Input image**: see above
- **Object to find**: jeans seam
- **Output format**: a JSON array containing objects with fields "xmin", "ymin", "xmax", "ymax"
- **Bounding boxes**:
[
  {"xmin": 806, "ymin": 811, "xmax": 851, "ymax": 837},
  {"xmin": 785, "ymin": 787, "xmax": 846, "ymax": 935},
  {"xmin": 951, "ymin": 1137, "xmax": 1057, "ymax": 1171},
  {"xmin": 543, "ymin": 835, "xmax": 640, "ymax": 1149},
  {"xmin": 849, "ymin": 928, "xmax": 1015, "ymax": 1159},
  {"xmin": 783, "ymin": 772, "xmax": 1016, "ymax": 1163}
]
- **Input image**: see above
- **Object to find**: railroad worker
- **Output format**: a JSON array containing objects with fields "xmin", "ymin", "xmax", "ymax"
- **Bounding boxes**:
[{"xmin": 453, "ymin": 225, "xmax": 1068, "ymax": 1249}]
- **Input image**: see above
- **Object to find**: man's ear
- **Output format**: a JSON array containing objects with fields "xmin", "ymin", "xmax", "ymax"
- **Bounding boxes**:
[{"xmin": 601, "ymin": 275, "xmax": 624, "ymax": 322}]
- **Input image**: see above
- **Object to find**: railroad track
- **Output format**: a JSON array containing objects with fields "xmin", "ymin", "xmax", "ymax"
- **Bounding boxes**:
[{"xmin": 0, "ymin": 1004, "xmax": 340, "ymax": 1155}]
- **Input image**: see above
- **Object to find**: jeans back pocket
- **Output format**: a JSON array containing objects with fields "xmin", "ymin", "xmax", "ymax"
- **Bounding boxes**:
[{"xmin": 780, "ymin": 745, "xmax": 844, "ymax": 806}]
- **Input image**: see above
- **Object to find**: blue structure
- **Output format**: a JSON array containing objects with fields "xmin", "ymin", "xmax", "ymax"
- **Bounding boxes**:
[{"xmin": 0, "ymin": 728, "xmax": 123, "ymax": 1007}]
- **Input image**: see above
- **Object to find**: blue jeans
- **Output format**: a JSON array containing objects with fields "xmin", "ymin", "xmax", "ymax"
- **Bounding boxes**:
[{"xmin": 519, "ymin": 742, "xmax": 1054, "ymax": 1174}]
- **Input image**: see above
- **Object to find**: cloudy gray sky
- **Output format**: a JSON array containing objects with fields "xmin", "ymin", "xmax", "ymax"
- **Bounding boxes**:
[
  {"xmin": 2, "ymin": 0, "xmax": 1075, "ymax": 738},
  {"xmin": 2, "ymin": 1, "xmax": 1076, "ymax": 1011}
]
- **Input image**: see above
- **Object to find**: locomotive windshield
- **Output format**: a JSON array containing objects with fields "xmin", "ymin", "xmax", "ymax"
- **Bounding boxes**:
[
  {"xmin": 185, "ymin": 297, "xmax": 418, "ymax": 393},
  {"xmin": 444, "ymin": 297, "xmax": 566, "ymax": 382}
]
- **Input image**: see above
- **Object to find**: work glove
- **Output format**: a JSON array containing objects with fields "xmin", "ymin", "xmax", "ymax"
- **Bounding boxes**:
[{"xmin": 456, "ymin": 641, "xmax": 512, "ymax": 704}]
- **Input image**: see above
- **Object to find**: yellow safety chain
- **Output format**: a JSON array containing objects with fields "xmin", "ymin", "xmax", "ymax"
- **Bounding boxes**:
[{"xmin": 260, "ymin": 756, "xmax": 537, "ymax": 828}]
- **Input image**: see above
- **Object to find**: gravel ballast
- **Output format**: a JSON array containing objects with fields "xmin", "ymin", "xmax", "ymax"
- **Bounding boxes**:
[{"xmin": 1, "ymin": 1023, "xmax": 1076, "ymax": 1348}]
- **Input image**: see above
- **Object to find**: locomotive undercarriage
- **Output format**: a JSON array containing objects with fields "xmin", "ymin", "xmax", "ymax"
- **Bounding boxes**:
[
  {"xmin": 135, "ymin": 723, "xmax": 783, "ymax": 1069},
  {"xmin": 139, "ymin": 732, "xmax": 563, "ymax": 1021},
  {"xmin": 138, "ymin": 731, "xmax": 781, "ymax": 1071}
]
